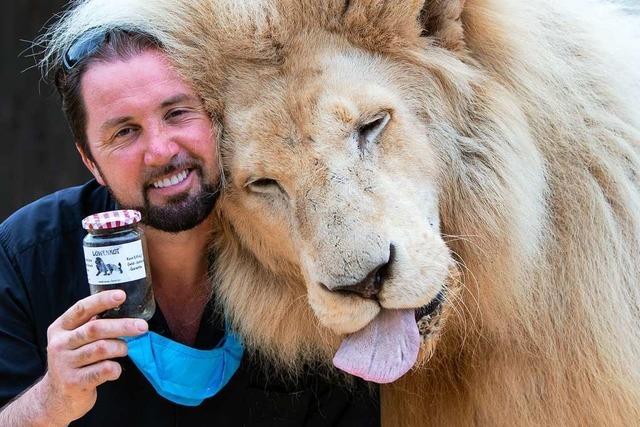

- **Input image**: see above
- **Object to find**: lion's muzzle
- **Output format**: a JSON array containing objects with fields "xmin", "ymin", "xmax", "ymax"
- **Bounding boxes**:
[{"xmin": 329, "ymin": 244, "xmax": 395, "ymax": 299}]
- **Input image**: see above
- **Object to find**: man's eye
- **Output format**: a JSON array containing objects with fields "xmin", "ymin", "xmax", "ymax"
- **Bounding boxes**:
[
  {"xmin": 115, "ymin": 127, "xmax": 135, "ymax": 139},
  {"xmin": 166, "ymin": 109, "xmax": 187, "ymax": 119}
]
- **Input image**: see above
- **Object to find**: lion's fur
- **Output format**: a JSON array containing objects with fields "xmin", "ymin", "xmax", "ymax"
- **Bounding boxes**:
[{"xmin": 43, "ymin": 0, "xmax": 640, "ymax": 425}]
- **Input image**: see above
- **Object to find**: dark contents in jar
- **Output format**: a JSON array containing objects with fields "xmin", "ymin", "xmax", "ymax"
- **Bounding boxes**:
[{"xmin": 91, "ymin": 278, "xmax": 155, "ymax": 320}]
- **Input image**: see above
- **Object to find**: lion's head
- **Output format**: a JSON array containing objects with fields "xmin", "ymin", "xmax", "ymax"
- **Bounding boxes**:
[{"xmin": 216, "ymin": 25, "xmax": 461, "ymax": 381}]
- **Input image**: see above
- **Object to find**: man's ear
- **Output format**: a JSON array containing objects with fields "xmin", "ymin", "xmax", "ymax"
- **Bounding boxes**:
[
  {"xmin": 76, "ymin": 143, "xmax": 105, "ymax": 186},
  {"xmin": 420, "ymin": 0, "xmax": 466, "ymax": 51}
]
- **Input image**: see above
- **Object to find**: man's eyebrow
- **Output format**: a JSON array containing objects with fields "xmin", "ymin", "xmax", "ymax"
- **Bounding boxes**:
[
  {"xmin": 160, "ymin": 93, "xmax": 198, "ymax": 108},
  {"xmin": 100, "ymin": 116, "xmax": 133, "ymax": 132}
]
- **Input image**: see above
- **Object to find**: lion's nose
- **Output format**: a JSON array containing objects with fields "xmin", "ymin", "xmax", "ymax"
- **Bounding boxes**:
[{"xmin": 333, "ymin": 244, "xmax": 396, "ymax": 299}]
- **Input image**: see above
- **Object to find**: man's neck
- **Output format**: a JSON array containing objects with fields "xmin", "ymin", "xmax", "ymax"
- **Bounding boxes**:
[{"xmin": 143, "ymin": 214, "xmax": 214, "ymax": 343}]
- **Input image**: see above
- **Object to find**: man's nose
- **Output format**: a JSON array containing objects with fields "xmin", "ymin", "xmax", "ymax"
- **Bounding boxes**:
[{"xmin": 143, "ymin": 128, "xmax": 180, "ymax": 167}]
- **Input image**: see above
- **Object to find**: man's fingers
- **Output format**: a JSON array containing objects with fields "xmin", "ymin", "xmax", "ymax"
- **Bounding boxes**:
[
  {"xmin": 59, "ymin": 291, "xmax": 126, "ymax": 330},
  {"xmin": 66, "ymin": 318, "xmax": 148, "ymax": 350},
  {"xmin": 71, "ymin": 339, "xmax": 129, "ymax": 368},
  {"xmin": 79, "ymin": 360, "xmax": 123, "ymax": 389}
]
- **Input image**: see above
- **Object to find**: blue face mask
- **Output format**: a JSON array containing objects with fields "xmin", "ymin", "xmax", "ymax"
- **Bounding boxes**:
[{"xmin": 124, "ymin": 329, "xmax": 244, "ymax": 406}]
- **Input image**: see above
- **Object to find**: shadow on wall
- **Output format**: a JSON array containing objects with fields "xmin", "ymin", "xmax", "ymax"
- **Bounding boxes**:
[{"xmin": 2, "ymin": 0, "xmax": 91, "ymax": 222}]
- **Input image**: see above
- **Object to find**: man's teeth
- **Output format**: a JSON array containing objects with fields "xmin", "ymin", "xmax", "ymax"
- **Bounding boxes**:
[{"xmin": 152, "ymin": 170, "xmax": 189, "ymax": 189}]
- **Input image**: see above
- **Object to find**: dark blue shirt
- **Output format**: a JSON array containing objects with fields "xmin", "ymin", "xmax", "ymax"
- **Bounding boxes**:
[{"xmin": 0, "ymin": 180, "xmax": 379, "ymax": 426}]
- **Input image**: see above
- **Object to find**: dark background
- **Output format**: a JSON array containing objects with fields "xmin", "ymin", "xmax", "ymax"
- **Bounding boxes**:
[{"xmin": 2, "ymin": 1, "xmax": 91, "ymax": 222}]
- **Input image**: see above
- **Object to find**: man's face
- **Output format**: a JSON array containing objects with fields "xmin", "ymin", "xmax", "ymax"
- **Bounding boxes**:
[{"xmin": 79, "ymin": 49, "xmax": 220, "ymax": 232}]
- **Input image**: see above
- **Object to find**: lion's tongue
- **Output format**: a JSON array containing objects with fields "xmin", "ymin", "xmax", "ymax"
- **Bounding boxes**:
[{"xmin": 332, "ymin": 309, "xmax": 419, "ymax": 384}]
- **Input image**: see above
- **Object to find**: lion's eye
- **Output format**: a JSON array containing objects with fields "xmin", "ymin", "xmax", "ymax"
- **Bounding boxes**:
[
  {"xmin": 245, "ymin": 177, "xmax": 287, "ymax": 197},
  {"xmin": 357, "ymin": 111, "xmax": 391, "ymax": 151}
]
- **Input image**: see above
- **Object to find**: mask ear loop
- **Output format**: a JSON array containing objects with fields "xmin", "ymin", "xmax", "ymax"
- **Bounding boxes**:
[
  {"xmin": 223, "ymin": 316, "xmax": 232, "ymax": 334},
  {"xmin": 222, "ymin": 316, "xmax": 243, "ymax": 347}
]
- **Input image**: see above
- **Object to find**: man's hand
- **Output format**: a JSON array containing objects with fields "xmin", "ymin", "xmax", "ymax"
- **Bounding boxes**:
[{"xmin": 0, "ymin": 290, "xmax": 148, "ymax": 426}]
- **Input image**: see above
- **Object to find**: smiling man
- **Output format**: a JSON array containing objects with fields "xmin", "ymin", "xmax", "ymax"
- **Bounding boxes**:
[
  {"xmin": 78, "ymin": 47, "xmax": 220, "ymax": 233},
  {"xmin": 0, "ymin": 27, "xmax": 379, "ymax": 426}
]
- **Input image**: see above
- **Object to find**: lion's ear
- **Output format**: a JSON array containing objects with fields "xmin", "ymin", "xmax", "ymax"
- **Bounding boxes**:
[
  {"xmin": 337, "ymin": 0, "xmax": 466, "ymax": 52},
  {"xmin": 419, "ymin": 0, "xmax": 467, "ymax": 51},
  {"xmin": 338, "ymin": 0, "xmax": 425, "ymax": 49}
]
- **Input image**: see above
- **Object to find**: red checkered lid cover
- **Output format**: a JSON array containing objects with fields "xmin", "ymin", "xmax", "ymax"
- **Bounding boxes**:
[{"xmin": 82, "ymin": 209, "xmax": 142, "ymax": 231}]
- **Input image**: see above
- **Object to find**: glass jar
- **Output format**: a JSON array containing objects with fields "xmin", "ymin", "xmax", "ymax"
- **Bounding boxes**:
[{"xmin": 82, "ymin": 210, "xmax": 155, "ymax": 320}]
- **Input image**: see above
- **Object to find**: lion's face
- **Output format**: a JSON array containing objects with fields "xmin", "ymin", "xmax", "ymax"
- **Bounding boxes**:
[{"xmin": 218, "ymin": 33, "xmax": 455, "ymax": 380}]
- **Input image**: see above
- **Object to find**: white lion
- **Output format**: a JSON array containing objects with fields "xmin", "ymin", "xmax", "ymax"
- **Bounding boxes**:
[{"xmin": 44, "ymin": 0, "xmax": 640, "ymax": 425}]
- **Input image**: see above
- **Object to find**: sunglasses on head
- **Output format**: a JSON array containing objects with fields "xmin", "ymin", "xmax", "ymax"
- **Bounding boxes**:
[{"xmin": 62, "ymin": 29, "xmax": 109, "ymax": 71}]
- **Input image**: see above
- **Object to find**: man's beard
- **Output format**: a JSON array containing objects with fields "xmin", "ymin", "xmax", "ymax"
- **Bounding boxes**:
[
  {"xmin": 100, "ymin": 157, "xmax": 221, "ymax": 233},
  {"xmin": 137, "ymin": 168, "xmax": 220, "ymax": 232}
]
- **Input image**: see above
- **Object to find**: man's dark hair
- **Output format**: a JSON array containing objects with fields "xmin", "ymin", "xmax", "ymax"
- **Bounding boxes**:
[{"xmin": 54, "ymin": 30, "xmax": 162, "ymax": 161}]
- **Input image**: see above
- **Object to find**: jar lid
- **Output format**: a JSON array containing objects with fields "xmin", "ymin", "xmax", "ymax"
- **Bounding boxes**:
[{"xmin": 82, "ymin": 210, "xmax": 142, "ymax": 231}]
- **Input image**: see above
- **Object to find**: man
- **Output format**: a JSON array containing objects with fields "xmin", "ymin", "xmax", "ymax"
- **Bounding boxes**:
[{"xmin": 0, "ymin": 27, "xmax": 379, "ymax": 426}]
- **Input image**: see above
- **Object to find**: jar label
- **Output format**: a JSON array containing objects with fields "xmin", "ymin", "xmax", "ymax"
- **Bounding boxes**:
[{"xmin": 84, "ymin": 240, "xmax": 147, "ymax": 285}]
